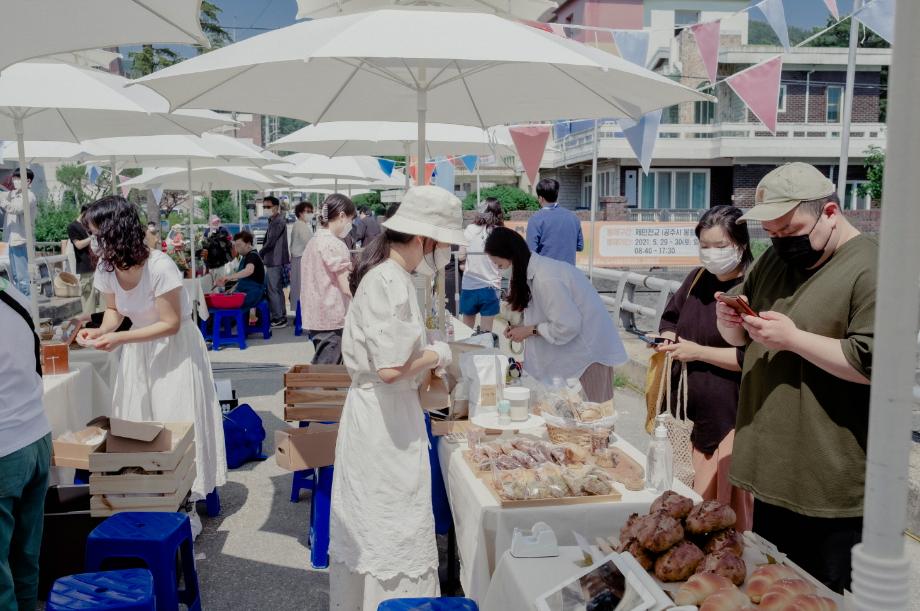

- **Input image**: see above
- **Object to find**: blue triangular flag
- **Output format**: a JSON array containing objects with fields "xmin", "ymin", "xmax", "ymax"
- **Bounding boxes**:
[
  {"xmin": 460, "ymin": 155, "xmax": 479, "ymax": 173},
  {"xmin": 619, "ymin": 109, "xmax": 663, "ymax": 175},
  {"xmin": 377, "ymin": 158, "xmax": 396, "ymax": 177},
  {"xmin": 86, "ymin": 164, "xmax": 101, "ymax": 186},
  {"xmin": 433, "ymin": 157, "xmax": 455, "ymax": 193},
  {"xmin": 612, "ymin": 30, "xmax": 650, "ymax": 67}
]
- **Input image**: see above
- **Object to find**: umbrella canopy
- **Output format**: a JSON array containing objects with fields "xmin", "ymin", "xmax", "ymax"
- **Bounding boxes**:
[
  {"xmin": 282, "ymin": 176, "xmax": 380, "ymax": 190},
  {"xmin": 2, "ymin": 0, "xmax": 208, "ymax": 70},
  {"xmin": 296, "ymin": 0, "xmax": 556, "ymax": 24},
  {"xmin": 121, "ymin": 166, "xmax": 288, "ymax": 191},
  {"xmin": 0, "ymin": 62, "xmax": 231, "ymax": 142},
  {"xmin": 288, "ymin": 155, "xmax": 389, "ymax": 181},
  {"xmin": 270, "ymin": 120, "xmax": 515, "ymax": 158},
  {"xmin": 136, "ymin": 8, "xmax": 710, "ymax": 132},
  {"xmin": 0, "ymin": 139, "xmax": 86, "ymax": 164},
  {"xmin": 82, "ymin": 133, "xmax": 277, "ymax": 169}
]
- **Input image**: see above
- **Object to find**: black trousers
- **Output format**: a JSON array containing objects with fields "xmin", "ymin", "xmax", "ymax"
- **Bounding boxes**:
[
  {"xmin": 753, "ymin": 498, "xmax": 862, "ymax": 593},
  {"xmin": 308, "ymin": 329, "xmax": 343, "ymax": 365}
]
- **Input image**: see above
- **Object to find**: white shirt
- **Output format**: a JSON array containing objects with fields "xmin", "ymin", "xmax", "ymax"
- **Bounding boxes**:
[
  {"xmin": 94, "ymin": 250, "xmax": 191, "ymax": 328},
  {"xmin": 522, "ymin": 254, "xmax": 628, "ymax": 382},
  {"xmin": 1, "ymin": 187, "xmax": 37, "ymax": 246},
  {"xmin": 461, "ymin": 224, "xmax": 502, "ymax": 291},
  {"xmin": 0, "ymin": 279, "xmax": 51, "ymax": 457}
]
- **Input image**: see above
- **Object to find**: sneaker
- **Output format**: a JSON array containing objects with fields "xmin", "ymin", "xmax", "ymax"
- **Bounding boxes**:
[{"xmin": 271, "ymin": 319, "xmax": 288, "ymax": 328}]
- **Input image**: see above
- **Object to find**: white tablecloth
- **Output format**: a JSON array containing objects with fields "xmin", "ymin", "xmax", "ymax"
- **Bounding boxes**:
[
  {"xmin": 183, "ymin": 276, "xmax": 211, "ymax": 320},
  {"xmin": 482, "ymin": 547, "xmax": 674, "ymax": 611},
  {"xmin": 43, "ymin": 360, "xmax": 112, "ymax": 436},
  {"xmin": 69, "ymin": 347, "xmax": 120, "ymax": 390},
  {"xmin": 438, "ymin": 434, "xmax": 699, "ymax": 604}
]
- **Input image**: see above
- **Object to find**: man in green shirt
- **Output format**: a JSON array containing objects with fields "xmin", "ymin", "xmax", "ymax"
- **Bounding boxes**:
[{"xmin": 716, "ymin": 163, "xmax": 876, "ymax": 593}]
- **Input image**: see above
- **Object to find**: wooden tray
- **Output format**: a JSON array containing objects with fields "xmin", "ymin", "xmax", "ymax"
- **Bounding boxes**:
[
  {"xmin": 284, "ymin": 364, "xmax": 351, "ymax": 388},
  {"xmin": 90, "ymin": 458, "xmax": 195, "ymax": 517},
  {"xmin": 88, "ymin": 422, "xmax": 193, "ymax": 473},
  {"xmin": 89, "ymin": 443, "xmax": 195, "ymax": 495}
]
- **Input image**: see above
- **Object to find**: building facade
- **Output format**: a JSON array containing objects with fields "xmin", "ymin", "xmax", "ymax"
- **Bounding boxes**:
[{"xmin": 541, "ymin": 0, "xmax": 887, "ymax": 224}]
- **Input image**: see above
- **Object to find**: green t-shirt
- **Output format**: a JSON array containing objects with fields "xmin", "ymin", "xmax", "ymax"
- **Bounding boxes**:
[{"xmin": 729, "ymin": 234, "xmax": 877, "ymax": 518}]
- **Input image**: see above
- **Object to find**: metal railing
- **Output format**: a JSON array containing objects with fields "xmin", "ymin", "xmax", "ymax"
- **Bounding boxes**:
[
  {"xmin": 578, "ymin": 266, "xmax": 681, "ymax": 333},
  {"xmin": 0, "ymin": 254, "xmax": 74, "ymax": 299}
]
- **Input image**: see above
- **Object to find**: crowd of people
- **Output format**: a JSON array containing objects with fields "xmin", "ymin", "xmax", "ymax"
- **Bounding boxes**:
[{"xmin": 0, "ymin": 162, "xmax": 877, "ymax": 609}]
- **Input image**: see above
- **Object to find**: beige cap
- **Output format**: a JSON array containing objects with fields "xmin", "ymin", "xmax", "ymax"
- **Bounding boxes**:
[
  {"xmin": 739, "ymin": 162, "xmax": 835, "ymax": 222},
  {"xmin": 382, "ymin": 185, "xmax": 468, "ymax": 246}
]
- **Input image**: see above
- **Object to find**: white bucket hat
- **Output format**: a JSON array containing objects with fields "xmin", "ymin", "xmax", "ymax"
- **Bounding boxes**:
[{"xmin": 382, "ymin": 185, "xmax": 468, "ymax": 246}]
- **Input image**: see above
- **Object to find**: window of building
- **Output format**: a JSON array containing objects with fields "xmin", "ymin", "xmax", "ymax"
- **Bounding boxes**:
[
  {"xmin": 826, "ymin": 86, "xmax": 843, "ymax": 123},
  {"xmin": 844, "ymin": 181, "xmax": 872, "ymax": 210},
  {"xmin": 639, "ymin": 169, "xmax": 710, "ymax": 209},
  {"xmin": 674, "ymin": 10, "xmax": 700, "ymax": 35},
  {"xmin": 777, "ymin": 84, "xmax": 787, "ymax": 113},
  {"xmin": 694, "ymin": 98, "xmax": 715, "ymax": 124},
  {"xmin": 581, "ymin": 170, "xmax": 616, "ymax": 207},
  {"xmin": 661, "ymin": 105, "xmax": 680, "ymax": 124}
]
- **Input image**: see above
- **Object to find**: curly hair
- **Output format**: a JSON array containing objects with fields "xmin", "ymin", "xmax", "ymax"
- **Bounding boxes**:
[{"xmin": 85, "ymin": 196, "xmax": 150, "ymax": 272}]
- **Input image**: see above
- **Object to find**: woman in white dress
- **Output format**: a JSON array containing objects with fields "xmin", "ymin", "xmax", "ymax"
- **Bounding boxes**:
[
  {"xmin": 77, "ymin": 196, "xmax": 227, "ymax": 508},
  {"xmin": 329, "ymin": 186, "xmax": 466, "ymax": 611}
]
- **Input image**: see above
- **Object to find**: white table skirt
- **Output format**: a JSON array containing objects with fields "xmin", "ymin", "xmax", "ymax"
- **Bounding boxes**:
[
  {"xmin": 43, "ymin": 360, "xmax": 112, "ymax": 436},
  {"xmin": 437, "ymin": 433, "xmax": 699, "ymax": 604},
  {"xmin": 69, "ymin": 347, "xmax": 120, "ymax": 391}
]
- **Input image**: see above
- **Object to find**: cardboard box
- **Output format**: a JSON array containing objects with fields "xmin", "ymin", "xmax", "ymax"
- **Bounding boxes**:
[
  {"xmin": 420, "ymin": 371, "xmax": 451, "ymax": 411},
  {"xmin": 106, "ymin": 418, "xmax": 172, "ymax": 454},
  {"xmin": 52, "ymin": 427, "xmax": 107, "ymax": 469},
  {"xmin": 88, "ymin": 422, "xmax": 193, "ymax": 473},
  {"xmin": 41, "ymin": 341, "xmax": 69, "ymax": 375},
  {"xmin": 274, "ymin": 424, "xmax": 338, "ymax": 470}
]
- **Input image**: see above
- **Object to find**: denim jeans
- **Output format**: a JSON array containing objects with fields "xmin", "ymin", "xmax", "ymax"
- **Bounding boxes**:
[
  {"xmin": 0, "ymin": 434, "xmax": 51, "ymax": 610},
  {"xmin": 236, "ymin": 278, "xmax": 265, "ymax": 311},
  {"xmin": 8, "ymin": 243, "xmax": 29, "ymax": 297}
]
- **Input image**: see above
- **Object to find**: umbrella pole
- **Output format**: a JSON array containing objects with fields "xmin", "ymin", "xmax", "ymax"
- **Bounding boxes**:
[
  {"xmin": 110, "ymin": 156, "xmax": 118, "ymax": 196},
  {"xmin": 334, "ymin": 178, "xmax": 338, "ymax": 194},
  {"xmin": 476, "ymin": 164, "xmax": 481, "ymax": 208},
  {"xmin": 851, "ymin": 0, "xmax": 916, "ymax": 607},
  {"xmin": 237, "ymin": 189, "xmax": 242, "ymax": 225},
  {"xmin": 207, "ymin": 183, "xmax": 213, "ymax": 222},
  {"xmin": 418, "ymin": 89, "xmax": 428, "ymax": 186},
  {"xmin": 187, "ymin": 160, "xmax": 196, "ymax": 283},
  {"xmin": 14, "ymin": 117, "xmax": 39, "ymax": 321},
  {"xmin": 404, "ymin": 142, "xmax": 411, "ymax": 189},
  {"xmin": 588, "ymin": 120, "xmax": 599, "ymax": 280}
]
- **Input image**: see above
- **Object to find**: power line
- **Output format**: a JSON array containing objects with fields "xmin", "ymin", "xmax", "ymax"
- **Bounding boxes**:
[{"xmin": 249, "ymin": 0, "xmax": 277, "ymax": 28}]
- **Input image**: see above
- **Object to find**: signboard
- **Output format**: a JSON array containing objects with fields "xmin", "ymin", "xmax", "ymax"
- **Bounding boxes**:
[{"xmin": 505, "ymin": 221, "xmax": 700, "ymax": 268}]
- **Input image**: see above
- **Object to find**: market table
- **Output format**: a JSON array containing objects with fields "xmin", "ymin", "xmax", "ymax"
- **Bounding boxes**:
[
  {"xmin": 437, "ymin": 433, "xmax": 699, "ymax": 603},
  {"xmin": 43, "ymin": 360, "xmax": 112, "ymax": 436},
  {"xmin": 69, "ymin": 347, "xmax": 120, "ymax": 391},
  {"xmin": 482, "ymin": 546, "xmax": 674, "ymax": 611}
]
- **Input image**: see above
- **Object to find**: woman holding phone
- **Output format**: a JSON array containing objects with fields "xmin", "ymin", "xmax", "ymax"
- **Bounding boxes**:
[{"xmin": 652, "ymin": 205, "xmax": 753, "ymax": 530}]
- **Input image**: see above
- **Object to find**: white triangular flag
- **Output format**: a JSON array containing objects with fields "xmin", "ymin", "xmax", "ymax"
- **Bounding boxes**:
[
  {"xmin": 854, "ymin": 0, "xmax": 894, "ymax": 44},
  {"xmin": 757, "ymin": 0, "xmax": 791, "ymax": 51}
]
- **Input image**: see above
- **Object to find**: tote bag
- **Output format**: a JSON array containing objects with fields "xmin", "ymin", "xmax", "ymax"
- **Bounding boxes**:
[{"xmin": 656, "ymin": 353, "xmax": 694, "ymax": 487}]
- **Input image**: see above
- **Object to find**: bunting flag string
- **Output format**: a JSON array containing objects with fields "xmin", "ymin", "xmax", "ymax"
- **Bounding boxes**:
[
  {"xmin": 690, "ymin": 21, "xmax": 721, "ymax": 86},
  {"xmin": 460, "ymin": 155, "xmax": 479, "ymax": 173},
  {"xmin": 376, "ymin": 158, "xmax": 396, "ymax": 176},
  {"xmin": 508, "ymin": 125, "xmax": 551, "ymax": 188},
  {"xmin": 725, "ymin": 55, "xmax": 784, "ymax": 134},
  {"xmin": 433, "ymin": 156, "xmax": 456, "ymax": 193}
]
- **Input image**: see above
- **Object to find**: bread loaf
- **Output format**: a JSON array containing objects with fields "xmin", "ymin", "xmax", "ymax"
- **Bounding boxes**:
[
  {"xmin": 746, "ymin": 564, "xmax": 799, "ymax": 603},
  {"xmin": 653, "ymin": 540, "xmax": 704, "ymax": 582},
  {"xmin": 673, "ymin": 573, "xmax": 734, "ymax": 606}
]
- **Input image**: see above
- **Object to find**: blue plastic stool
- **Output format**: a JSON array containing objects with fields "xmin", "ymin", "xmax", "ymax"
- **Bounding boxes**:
[
  {"xmin": 294, "ymin": 300, "xmax": 303, "ymax": 336},
  {"xmin": 426, "ymin": 413, "xmax": 452, "ymax": 535},
  {"xmin": 85, "ymin": 512, "xmax": 201, "ymax": 611},
  {"xmin": 246, "ymin": 300, "xmax": 272, "ymax": 339},
  {"xmin": 48, "ymin": 569, "xmax": 156, "ymax": 611},
  {"xmin": 309, "ymin": 465, "xmax": 334, "ymax": 569},
  {"xmin": 210, "ymin": 308, "xmax": 247, "ymax": 351},
  {"xmin": 377, "ymin": 598, "xmax": 479, "ymax": 611}
]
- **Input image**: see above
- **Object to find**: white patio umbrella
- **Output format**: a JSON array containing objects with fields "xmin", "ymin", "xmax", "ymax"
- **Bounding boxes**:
[
  {"xmin": 295, "ymin": 0, "xmax": 556, "ymax": 21},
  {"xmin": 2, "ymin": 0, "xmax": 208, "ymax": 70},
  {"xmin": 121, "ymin": 166, "xmax": 287, "ymax": 192},
  {"xmin": 287, "ymin": 155, "xmax": 390, "ymax": 192},
  {"xmin": 0, "ymin": 140, "xmax": 87, "ymax": 164},
  {"xmin": 0, "ymin": 61, "xmax": 232, "ymax": 318},
  {"xmin": 135, "ymin": 7, "xmax": 711, "ymax": 185}
]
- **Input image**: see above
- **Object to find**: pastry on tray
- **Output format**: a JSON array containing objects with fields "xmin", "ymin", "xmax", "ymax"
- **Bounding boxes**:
[
  {"xmin": 673, "ymin": 573, "xmax": 736, "ymax": 606},
  {"xmin": 635, "ymin": 512, "xmax": 684, "ymax": 553},
  {"xmin": 704, "ymin": 528, "xmax": 745, "ymax": 557},
  {"xmin": 686, "ymin": 500, "xmax": 737, "ymax": 535},
  {"xmin": 746, "ymin": 564, "xmax": 800, "ymax": 603},
  {"xmin": 698, "ymin": 586, "xmax": 752, "ymax": 611},
  {"xmin": 653, "ymin": 540, "xmax": 704, "ymax": 582},
  {"xmin": 695, "ymin": 550, "xmax": 746, "ymax": 586},
  {"xmin": 650, "ymin": 490, "xmax": 694, "ymax": 520}
]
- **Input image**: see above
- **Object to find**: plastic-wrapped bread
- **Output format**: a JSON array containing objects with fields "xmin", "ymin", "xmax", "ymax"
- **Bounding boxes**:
[
  {"xmin": 704, "ymin": 528, "xmax": 745, "ymax": 556},
  {"xmin": 493, "ymin": 454, "xmax": 524, "ymax": 470},
  {"xmin": 650, "ymin": 490, "xmax": 694, "ymax": 520},
  {"xmin": 686, "ymin": 500, "xmax": 737, "ymax": 534},
  {"xmin": 695, "ymin": 551, "xmax": 747, "ymax": 586},
  {"xmin": 758, "ymin": 579, "xmax": 818, "ymax": 610},
  {"xmin": 508, "ymin": 449, "xmax": 538, "ymax": 469},
  {"xmin": 605, "ymin": 447, "xmax": 645, "ymax": 489},
  {"xmin": 746, "ymin": 564, "xmax": 799, "ymax": 603},
  {"xmin": 635, "ymin": 512, "xmax": 684, "ymax": 553},
  {"xmin": 533, "ymin": 463, "xmax": 569, "ymax": 499},
  {"xmin": 785, "ymin": 594, "xmax": 837, "ymax": 611},
  {"xmin": 699, "ymin": 587, "xmax": 753, "ymax": 611},
  {"xmin": 580, "ymin": 465, "xmax": 615, "ymax": 496},
  {"xmin": 558, "ymin": 442, "xmax": 590, "ymax": 464},
  {"xmin": 653, "ymin": 540, "xmax": 704, "ymax": 582},
  {"xmin": 673, "ymin": 573, "xmax": 736, "ymax": 605}
]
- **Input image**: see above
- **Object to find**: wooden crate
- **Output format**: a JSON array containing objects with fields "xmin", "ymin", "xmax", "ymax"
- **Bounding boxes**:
[
  {"xmin": 88, "ymin": 422, "xmax": 195, "ymax": 517},
  {"xmin": 284, "ymin": 364, "xmax": 351, "ymax": 422}
]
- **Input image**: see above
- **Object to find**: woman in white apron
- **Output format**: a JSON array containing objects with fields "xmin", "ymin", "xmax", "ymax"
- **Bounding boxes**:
[
  {"xmin": 329, "ymin": 186, "xmax": 467, "ymax": 610},
  {"xmin": 77, "ymin": 196, "xmax": 227, "ymax": 531}
]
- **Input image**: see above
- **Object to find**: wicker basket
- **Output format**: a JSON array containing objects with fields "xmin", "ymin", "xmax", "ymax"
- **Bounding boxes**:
[
  {"xmin": 546, "ymin": 423, "xmax": 595, "ymax": 448},
  {"xmin": 53, "ymin": 271, "xmax": 80, "ymax": 298}
]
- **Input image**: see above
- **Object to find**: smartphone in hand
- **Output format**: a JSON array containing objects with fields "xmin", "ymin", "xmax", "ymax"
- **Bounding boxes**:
[
  {"xmin": 638, "ymin": 334, "xmax": 667, "ymax": 345},
  {"xmin": 716, "ymin": 294, "xmax": 760, "ymax": 318}
]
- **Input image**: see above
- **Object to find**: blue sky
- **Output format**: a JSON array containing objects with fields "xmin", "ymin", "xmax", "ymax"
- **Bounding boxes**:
[{"xmin": 212, "ymin": 0, "xmax": 855, "ymax": 41}]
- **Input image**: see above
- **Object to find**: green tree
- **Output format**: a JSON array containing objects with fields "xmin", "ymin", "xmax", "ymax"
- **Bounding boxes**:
[
  {"xmin": 857, "ymin": 145, "xmax": 884, "ymax": 205},
  {"xmin": 56, "ymin": 163, "xmax": 105, "ymax": 207},
  {"xmin": 461, "ymin": 185, "xmax": 538, "ymax": 214},
  {"xmin": 199, "ymin": 1, "xmax": 232, "ymax": 52},
  {"xmin": 352, "ymin": 192, "xmax": 384, "ymax": 215},
  {"xmin": 128, "ymin": 45, "xmax": 181, "ymax": 78},
  {"xmin": 748, "ymin": 20, "xmax": 811, "ymax": 46},
  {"xmin": 34, "ymin": 200, "xmax": 80, "ymax": 242}
]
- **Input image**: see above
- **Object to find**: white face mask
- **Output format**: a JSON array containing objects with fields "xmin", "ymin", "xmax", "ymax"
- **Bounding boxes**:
[
  {"xmin": 414, "ymin": 243, "xmax": 451, "ymax": 276},
  {"xmin": 335, "ymin": 220, "xmax": 353, "ymax": 239},
  {"xmin": 699, "ymin": 246, "xmax": 742, "ymax": 276},
  {"xmin": 12, "ymin": 179, "xmax": 21, "ymax": 189}
]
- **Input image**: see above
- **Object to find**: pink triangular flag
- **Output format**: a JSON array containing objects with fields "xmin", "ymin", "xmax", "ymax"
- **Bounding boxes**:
[
  {"xmin": 823, "ymin": 0, "xmax": 839, "ymax": 20},
  {"xmin": 509, "ymin": 125, "xmax": 551, "ymax": 188},
  {"xmin": 690, "ymin": 21, "xmax": 721, "ymax": 86},
  {"xmin": 726, "ymin": 56, "xmax": 783, "ymax": 134}
]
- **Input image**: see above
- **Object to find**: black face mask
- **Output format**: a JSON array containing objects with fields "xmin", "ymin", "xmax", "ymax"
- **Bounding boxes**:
[{"xmin": 771, "ymin": 215, "xmax": 831, "ymax": 269}]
